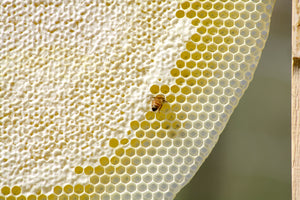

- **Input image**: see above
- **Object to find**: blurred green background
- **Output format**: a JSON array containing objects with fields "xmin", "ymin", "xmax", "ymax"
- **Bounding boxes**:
[{"xmin": 175, "ymin": 0, "xmax": 291, "ymax": 199}]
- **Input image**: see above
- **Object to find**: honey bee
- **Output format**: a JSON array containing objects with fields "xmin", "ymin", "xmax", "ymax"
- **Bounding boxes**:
[{"xmin": 151, "ymin": 94, "xmax": 167, "ymax": 112}]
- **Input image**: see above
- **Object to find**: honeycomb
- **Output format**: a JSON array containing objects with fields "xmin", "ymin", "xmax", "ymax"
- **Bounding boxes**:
[{"xmin": 0, "ymin": 0, "xmax": 275, "ymax": 199}]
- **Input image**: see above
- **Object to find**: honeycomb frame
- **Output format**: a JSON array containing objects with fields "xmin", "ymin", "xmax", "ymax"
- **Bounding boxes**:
[{"xmin": 0, "ymin": 0, "xmax": 275, "ymax": 199}]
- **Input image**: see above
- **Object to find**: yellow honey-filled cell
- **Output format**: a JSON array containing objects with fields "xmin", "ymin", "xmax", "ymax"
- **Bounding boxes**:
[
  {"xmin": 170, "ymin": 68, "xmax": 180, "ymax": 77},
  {"xmin": 203, "ymin": 1, "xmax": 212, "ymax": 9},
  {"xmin": 203, "ymin": 52, "xmax": 212, "ymax": 60},
  {"xmin": 214, "ymin": 19, "xmax": 224, "ymax": 27},
  {"xmin": 105, "ymin": 166, "xmax": 115, "ymax": 175},
  {"xmin": 224, "ymin": 36, "xmax": 234, "ymax": 44},
  {"xmin": 47, "ymin": 194, "xmax": 57, "ymax": 200},
  {"xmin": 121, "ymin": 157, "xmax": 130, "ymax": 166},
  {"xmin": 95, "ymin": 185, "xmax": 105, "ymax": 194},
  {"xmin": 175, "ymin": 77, "xmax": 185, "ymax": 86},
  {"xmin": 63, "ymin": 185, "xmax": 73, "ymax": 194},
  {"xmin": 181, "ymin": 1, "xmax": 190, "ymax": 9},
  {"xmin": 116, "ymin": 166, "xmax": 125, "ymax": 174},
  {"xmin": 127, "ymin": 166, "xmax": 137, "ymax": 175},
  {"xmin": 84, "ymin": 185, "xmax": 94, "ymax": 194},
  {"xmin": 186, "ymin": 10, "xmax": 196, "ymax": 18},
  {"xmin": 120, "ymin": 138, "xmax": 129, "ymax": 145},
  {"xmin": 196, "ymin": 61, "xmax": 206, "ymax": 69},
  {"xmin": 186, "ymin": 60, "xmax": 196, "ymax": 69},
  {"xmin": 38, "ymin": 195, "xmax": 46, "ymax": 200},
  {"xmin": 69, "ymin": 194, "xmax": 78, "ymax": 200},
  {"xmin": 109, "ymin": 138, "xmax": 119, "ymax": 148},
  {"xmin": 11, "ymin": 186, "xmax": 21, "ymax": 196},
  {"xmin": 146, "ymin": 130, "xmax": 155, "ymax": 138},
  {"xmin": 17, "ymin": 196, "xmax": 26, "ymax": 200},
  {"xmin": 59, "ymin": 194, "xmax": 67, "ymax": 200},
  {"xmin": 94, "ymin": 166, "xmax": 104, "ymax": 175},
  {"xmin": 53, "ymin": 186, "xmax": 62, "ymax": 195},
  {"xmin": 115, "ymin": 148, "xmax": 125, "ymax": 157},
  {"xmin": 151, "ymin": 121, "xmax": 160, "ymax": 130},
  {"xmin": 203, "ymin": 18, "xmax": 212, "ymax": 27},
  {"xmin": 147, "ymin": 147, "xmax": 156, "ymax": 156},
  {"xmin": 197, "ymin": 78, "xmax": 208, "ymax": 87},
  {"xmin": 207, "ymin": 44, "xmax": 217, "ymax": 52},
  {"xmin": 181, "ymin": 69, "xmax": 191, "ymax": 78},
  {"xmin": 171, "ymin": 85, "xmax": 180, "ymax": 93},
  {"xmin": 191, "ymin": 34, "xmax": 200, "ymax": 42},
  {"xmin": 230, "ymin": 11, "xmax": 239, "ymax": 19},
  {"xmin": 84, "ymin": 166, "xmax": 93, "ymax": 175},
  {"xmin": 197, "ymin": 10, "xmax": 207, "ymax": 19},
  {"xmin": 141, "ymin": 139, "xmax": 151, "ymax": 147},
  {"xmin": 208, "ymin": 61, "xmax": 218, "ymax": 70},
  {"xmin": 79, "ymin": 194, "xmax": 89, "ymax": 200},
  {"xmin": 130, "ymin": 121, "xmax": 139, "ymax": 130},
  {"xmin": 130, "ymin": 138, "xmax": 140, "ymax": 148},
  {"xmin": 234, "ymin": 2, "xmax": 244, "ymax": 10},
  {"xmin": 192, "ymin": 1, "xmax": 201, "ymax": 10},
  {"xmin": 203, "ymin": 35, "xmax": 212, "ymax": 43},
  {"xmin": 167, "ymin": 130, "xmax": 177, "ymax": 138},
  {"xmin": 175, "ymin": 10, "xmax": 185, "ymax": 18},
  {"xmin": 1, "ymin": 186, "xmax": 10, "ymax": 196},
  {"xmin": 121, "ymin": 175, "xmax": 130, "ymax": 184},
  {"xmin": 177, "ymin": 112, "xmax": 187, "ymax": 121},
  {"xmin": 166, "ymin": 94, "xmax": 175, "ymax": 103},
  {"xmin": 136, "ymin": 148, "xmax": 146, "ymax": 156},
  {"xmin": 161, "ymin": 121, "xmax": 171, "ymax": 129},
  {"xmin": 27, "ymin": 195, "xmax": 36, "ymax": 200},
  {"xmin": 180, "ymin": 51, "xmax": 190, "ymax": 60},
  {"xmin": 193, "ymin": 86, "xmax": 203, "ymax": 95},
  {"xmin": 141, "ymin": 121, "xmax": 150, "ymax": 130},
  {"xmin": 225, "ymin": 2, "xmax": 234, "ymax": 10},
  {"xmin": 160, "ymin": 85, "xmax": 169, "ymax": 94},
  {"xmin": 135, "ymin": 130, "xmax": 145, "ymax": 138},
  {"xmin": 197, "ymin": 43, "xmax": 206, "ymax": 52},
  {"xmin": 176, "ymin": 60, "xmax": 185, "ymax": 68},
  {"xmin": 214, "ymin": 2, "xmax": 224, "ymax": 10},
  {"xmin": 74, "ymin": 185, "xmax": 84, "ymax": 194},
  {"xmin": 0, "ymin": 196, "xmax": 5, "ymax": 200},
  {"xmin": 191, "ymin": 69, "xmax": 201, "ymax": 78},
  {"xmin": 157, "ymin": 130, "xmax": 166, "ymax": 138},
  {"xmin": 171, "ymin": 103, "xmax": 181, "ymax": 113},
  {"xmin": 191, "ymin": 18, "xmax": 200, "ymax": 26},
  {"xmin": 213, "ymin": 36, "xmax": 223, "ymax": 44},
  {"xmin": 181, "ymin": 86, "xmax": 191, "ymax": 95},
  {"xmin": 191, "ymin": 52, "xmax": 201, "ymax": 60},
  {"xmin": 197, "ymin": 26, "xmax": 207, "ymax": 34},
  {"xmin": 152, "ymin": 139, "xmax": 161, "ymax": 147},
  {"xmin": 90, "ymin": 175, "xmax": 100, "ymax": 185},
  {"xmin": 166, "ymin": 112, "xmax": 176, "ymax": 121},
  {"xmin": 7, "ymin": 196, "xmax": 15, "ymax": 200},
  {"xmin": 150, "ymin": 85, "xmax": 159, "ymax": 94},
  {"xmin": 172, "ymin": 121, "xmax": 181, "ymax": 129},
  {"xmin": 213, "ymin": 52, "xmax": 223, "ymax": 61},
  {"xmin": 176, "ymin": 94, "xmax": 186, "ymax": 103},
  {"xmin": 225, "ymin": 19, "xmax": 234, "ymax": 27},
  {"xmin": 125, "ymin": 148, "xmax": 135, "ymax": 157},
  {"xmin": 208, "ymin": 10, "xmax": 218, "ymax": 18},
  {"xmin": 110, "ymin": 156, "xmax": 120, "ymax": 165},
  {"xmin": 145, "ymin": 112, "xmax": 155, "ymax": 120},
  {"xmin": 156, "ymin": 112, "xmax": 166, "ymax": 121},
  {"xmin": 74, "ymin": 166, "xmax": 83, "ymax": 174},
  {"xmin": 219, "ymin": 44, "xmax": 228, "ymax": 53},
  {"xmin": 203, "ymin": 69, "xmax": 213, "ymax": 78},
  {"xmin": 186, "ymin": 41, "xmax": 196, "ymax": 51},
  {"xmin": 99, "ymin": 157, "xmax": 109, "ymax": 166}
]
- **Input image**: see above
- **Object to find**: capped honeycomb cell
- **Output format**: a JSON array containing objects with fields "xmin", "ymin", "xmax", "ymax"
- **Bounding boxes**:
[{"xmin": 0, "ymin": 0, "xmax": 275, "ymax": 199}]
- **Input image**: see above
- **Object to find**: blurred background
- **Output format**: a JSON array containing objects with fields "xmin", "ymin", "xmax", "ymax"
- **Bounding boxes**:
[{"xmin": 175, "ymin": 0, "xmax": 291, "ymax": 199}]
